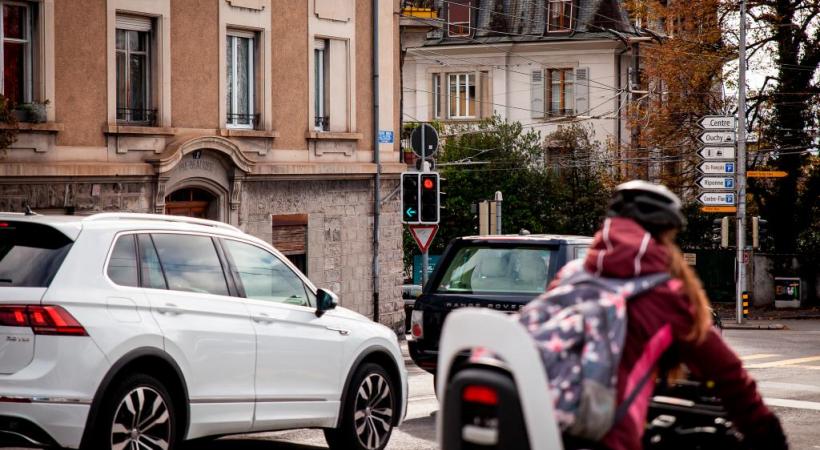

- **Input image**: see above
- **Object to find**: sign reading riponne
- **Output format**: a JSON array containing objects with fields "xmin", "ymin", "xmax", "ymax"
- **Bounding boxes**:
[
  {"xmin": 698, "ymin": 116, "xmax": 735, "ymax": 130},
  {"xmin": 698, "ymin": 176, "xmax": 735, "ymax": 190}
]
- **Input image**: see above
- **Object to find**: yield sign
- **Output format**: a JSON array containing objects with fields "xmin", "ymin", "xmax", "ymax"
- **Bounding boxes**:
[{"xmin": 409, "ymin": 224, "xmax": 438, "ymax": 253}]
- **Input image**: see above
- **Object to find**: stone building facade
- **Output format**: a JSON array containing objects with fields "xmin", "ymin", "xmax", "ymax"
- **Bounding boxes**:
[{"xmin": 0, "ymin": 0, "xmax": 405, "ymax": 330}]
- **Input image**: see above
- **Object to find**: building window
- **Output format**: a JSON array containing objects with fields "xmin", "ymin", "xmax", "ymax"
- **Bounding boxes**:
[
  {"xmin": 432, "ymin": 73, "xmax": 441, "ymax": 119},
  {"xmin": 2, "ymin": 2, "xmax": 34, "ymax": 105},
  {"xmin": 314, "ymin": 39, "xmax": 328, "ymax": 131},
  {"xmin": 547, "ymin": 0, "xmax": 574, "ymax": 33},
  {"xmin": 448, "ymin": 73, "xmax": 475, "ymax": 119},
  {"xmin": 116, "ymin": 15, "xmax": 153, "ymax": 124},
  {"xmin": 546, "ymin": 68, "xmax": 574, "ymax": 117},
  {"xmin": 226, "ymin": 30, "xmax": 256, "ymax": 129},
  {"xmin": 447, "ymin": 0, "xmax": 471, "ymax": 37}
]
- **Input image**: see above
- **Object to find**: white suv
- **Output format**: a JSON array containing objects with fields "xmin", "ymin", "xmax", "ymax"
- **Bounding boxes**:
[{"xmin": 0, "ymin": 213, "xmax": 407, "ymax": 450}]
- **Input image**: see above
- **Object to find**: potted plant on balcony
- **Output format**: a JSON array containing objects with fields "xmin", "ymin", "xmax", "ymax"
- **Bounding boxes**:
[{"xmin": 12, "ymin": 99, "xmax": 49, "ymax": 123}]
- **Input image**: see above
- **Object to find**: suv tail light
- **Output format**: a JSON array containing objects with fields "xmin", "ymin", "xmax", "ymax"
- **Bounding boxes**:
[
  {"xmin": 411, "ymin": 310, "xmax": 424, "ymax": 339},
  {"xmin": 0, "ymin": 305, "xmax": 87, "ymax": 336}
]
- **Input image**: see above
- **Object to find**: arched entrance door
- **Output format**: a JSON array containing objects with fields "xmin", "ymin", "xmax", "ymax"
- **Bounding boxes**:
[{"xmin": 165, "ymin": 188, "xmax": 218, "ymax": 220}]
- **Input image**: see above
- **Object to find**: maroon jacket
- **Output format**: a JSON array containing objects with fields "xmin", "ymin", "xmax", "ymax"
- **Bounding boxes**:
[{"xmin": 568, "ymin": 217, "xmax": 778, "ymax": 450}]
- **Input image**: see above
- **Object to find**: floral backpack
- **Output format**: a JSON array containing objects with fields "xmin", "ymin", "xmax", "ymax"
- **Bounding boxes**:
[{"xmin": 517, "ymin": 259, "xmax": 670, "ymax": 441}]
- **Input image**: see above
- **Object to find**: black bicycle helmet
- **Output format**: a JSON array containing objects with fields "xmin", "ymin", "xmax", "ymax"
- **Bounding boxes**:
[{"xmin": 607, "ymin": 180, "xmax": 685, "ymax": 235}]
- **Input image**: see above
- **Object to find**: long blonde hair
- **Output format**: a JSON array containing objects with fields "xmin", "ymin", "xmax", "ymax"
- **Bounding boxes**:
[{"xmin": 658, "ymin": 230, "xmax": 712, "ymax": 344}]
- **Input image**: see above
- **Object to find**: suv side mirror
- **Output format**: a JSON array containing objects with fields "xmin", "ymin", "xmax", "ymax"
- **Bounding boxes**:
[{"xmin": 316, "ymin": 288, "xmax": 338, "ymax": 317}]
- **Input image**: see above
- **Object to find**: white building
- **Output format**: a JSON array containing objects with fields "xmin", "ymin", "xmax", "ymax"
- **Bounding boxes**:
[{"xmin": 401, "ymin": 0, "xmax": 640, "ymax": 157}]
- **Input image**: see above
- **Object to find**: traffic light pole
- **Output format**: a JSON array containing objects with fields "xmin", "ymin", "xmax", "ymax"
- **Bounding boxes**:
[
  {"xmin": 736, "ymin": 0, "xmax": 748, "ymax": 324},
  {"xmin": 421, "ymin": 126, "xmax": 429, "ymax": 288}
]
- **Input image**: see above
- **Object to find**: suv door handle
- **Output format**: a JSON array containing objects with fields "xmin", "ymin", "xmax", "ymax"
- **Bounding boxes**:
[
  {"xmin": 325, "ymin": 326, "xmax": 350, "ymax": 336},
  {"xmin": 156, "ymin": 303, "xmax": 182, "ymax": 315},
  {"xmin": 252, "ymin": 312, "xmax": 274, "ymax": 324}
]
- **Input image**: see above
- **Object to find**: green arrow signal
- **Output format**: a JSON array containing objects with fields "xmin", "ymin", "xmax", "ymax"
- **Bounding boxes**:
[{"xmin": 406, "ymin": 207, "xmax": 417, "ymax": 217}]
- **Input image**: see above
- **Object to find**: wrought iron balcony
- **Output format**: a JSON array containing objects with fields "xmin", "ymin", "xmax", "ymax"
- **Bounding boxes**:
[
  {"xmin": 314, "ymin": 115, "xmax": 329, "ymax": 131},
  {"xmin": 117, "ymin": 108, "xmax": 157, "ymax": 126},
  {"xmin": 226, "ymin": 113, "xmax": 260, "ymax": 128}
]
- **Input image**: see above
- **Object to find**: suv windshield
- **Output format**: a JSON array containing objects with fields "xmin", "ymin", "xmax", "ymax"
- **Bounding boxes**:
[
  {"xmin": 435, "ymin": 245, "xmax": 553, "ymax": 294},
  {"xmin": 0, "ymin": 221, "xmax": 73, "ymax": 287}
]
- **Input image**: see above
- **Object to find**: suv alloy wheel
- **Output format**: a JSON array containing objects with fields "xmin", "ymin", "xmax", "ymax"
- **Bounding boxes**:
[
  {"xmin": 325, "ymin": 363, "xmax": 396, "ymax": 450},
  {"xmin": 90, "ymin": 373, "xmax": 177, "ymax": 450}
]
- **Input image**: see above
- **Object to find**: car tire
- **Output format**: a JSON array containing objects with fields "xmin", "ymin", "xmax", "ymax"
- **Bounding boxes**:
[
  {"xmin": 88, "ymin": 373, "xmax": 177, "ymax": 450},
  {"xmin": 325, "ymin": 363, "xmax": 396, "ymax": 450}
]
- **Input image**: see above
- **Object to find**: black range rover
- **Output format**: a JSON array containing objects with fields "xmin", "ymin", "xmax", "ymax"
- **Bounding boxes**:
[{"xmin": 407, "ymin": 233, "xmax": 593, "ymax": 375}]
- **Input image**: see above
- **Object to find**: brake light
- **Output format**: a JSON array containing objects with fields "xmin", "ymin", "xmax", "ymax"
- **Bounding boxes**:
[
  {"xmin": 463, "ymin": 385, "xmax": 499, "ymax": 406},
  {"xmin": 410, "ymin": 310, "xmax": 424, "ymax": 339},
  {"xmin": 0, "ymin": 306, "xmax": 29, "ymax": 327},
  {"xmin": 0, "ymin": 305, "xmax": 87, "ymax": 336}
]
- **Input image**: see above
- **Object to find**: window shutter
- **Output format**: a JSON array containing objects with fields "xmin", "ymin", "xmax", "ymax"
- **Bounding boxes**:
[
  {"xmin": 116, "ymin": 14, "xmax": 152, "ymax": 32},
  {"xmin": 530, "ymin": 70, "xmax": 544, "ymax": 118},
  {"xmin": 479, "ymin": 71, "xmax": 491, "ymax": 118},
  {"xmin": 272, "ymin": 214, "xmax": 308, "ymax": 256},
  {"xmin": 574, "ymin": 67, "xmax": 590, "ymax": 115}
]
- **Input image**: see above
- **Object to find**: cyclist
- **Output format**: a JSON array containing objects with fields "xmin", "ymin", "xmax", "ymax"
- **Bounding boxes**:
[{"xmin": 574, "ymin": 180, "xmax": 787, "ymax": 450}]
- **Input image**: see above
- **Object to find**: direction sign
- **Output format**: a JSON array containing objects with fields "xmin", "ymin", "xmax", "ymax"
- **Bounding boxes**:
[
  {"xmin": 699, "ymin": 116, "xmax": 735, "ymax": 130},
  {"xmin": 698, "ymin": 131, "xmax": 736, "ymax": 145},
  {"xmin": 698, "ymin": 146, "xmax": 736, "ymax": 160},
  {"xmin": 698, "ymin": 161, "xmax": 735, "ymax": 175},
  {"xmin": 409, "ymin": 224, "xmax": 438, "ymax": 253},
  {"xmin": 698, "ymin": 176, "xmax": 735, "ymax": 190},
  {"xmin": 748, "ymin": 170, "xmax": 788, "ymax": 178},
  {"xmin": 701, "ymin": 206, "xmax": 738, "ymax": 213},
  {"xmin": 699, "ymin": 192, "xmax": 736, "ymax": 206}
]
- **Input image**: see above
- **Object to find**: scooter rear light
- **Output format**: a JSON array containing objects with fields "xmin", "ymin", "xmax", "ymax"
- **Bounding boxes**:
[{"xmin": 463, "ymin": 385, "xmax": 499, "ymax": 406}]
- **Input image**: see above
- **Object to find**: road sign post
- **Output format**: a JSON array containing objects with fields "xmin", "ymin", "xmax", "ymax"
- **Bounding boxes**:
[{"xmin": 410, "ymin": 224, "xmax": 438, "ymax": 287}]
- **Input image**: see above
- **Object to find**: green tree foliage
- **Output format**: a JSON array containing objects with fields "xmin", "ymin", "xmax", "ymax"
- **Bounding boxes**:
[{"xmin": 402, "ymin": 117, "xmax": 613, "ymax": 280}]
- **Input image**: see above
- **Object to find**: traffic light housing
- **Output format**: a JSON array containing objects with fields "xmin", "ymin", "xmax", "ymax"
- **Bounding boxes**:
[
  {"xmin": 401, "ymin": 172, "xmax": 419, "ymax": 223},
  {"xmin": 752, "ymin": 216, "xmax": 768, "ymax": 249},
  {"xmin": 419, "ymin": 173, "xmax": 440, "ymax": 223},
  {"xmin": 712, "ymin": 217, "xmax": 730, "ymax": 248}
]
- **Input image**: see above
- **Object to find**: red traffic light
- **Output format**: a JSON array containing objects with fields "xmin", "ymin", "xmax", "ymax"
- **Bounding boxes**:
[{"xmin": 423, "ymin": 178, "xmax": 434, "ymax": 189}]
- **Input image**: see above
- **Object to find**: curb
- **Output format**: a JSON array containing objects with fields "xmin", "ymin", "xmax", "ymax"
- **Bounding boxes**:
[{"xmin": 723, "ymin": 323, "xmax": 787, "ymax": 330}]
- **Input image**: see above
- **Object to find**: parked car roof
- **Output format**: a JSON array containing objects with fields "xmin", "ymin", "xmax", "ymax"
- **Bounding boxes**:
[{"xmin": 456, "ymin": 234, "xmax": 594, "ymax": 244}]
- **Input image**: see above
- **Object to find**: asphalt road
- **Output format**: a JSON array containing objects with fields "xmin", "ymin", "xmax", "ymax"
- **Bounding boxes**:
[
  {"xmin": 187, "ymin": 320, "xmax": 820, "ymax": 450},
  {"xmin": 13, "ymin": 320, "xmax": 820, "ymax": 450}
]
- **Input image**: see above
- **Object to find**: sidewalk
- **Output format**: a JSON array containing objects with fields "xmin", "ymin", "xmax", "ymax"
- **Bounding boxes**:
[{"xmin": 722, "ymin": 320, "xmax": 787, "ymax": 330}]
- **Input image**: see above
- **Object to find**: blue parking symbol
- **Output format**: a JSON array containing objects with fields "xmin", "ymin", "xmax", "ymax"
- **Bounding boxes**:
[
  {"xmin": 725, "ymin": 163, "xmax": 734, "ymax": 173},
  {"xmin": 724, "ymin": 178, "xmax": 734, "ymax": 188},
  {"xmin": 726, "ymin": 194, "xmax": 734, "ymax": 203}
]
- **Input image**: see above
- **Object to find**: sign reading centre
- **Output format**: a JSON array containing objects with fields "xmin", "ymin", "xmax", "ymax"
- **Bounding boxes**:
[{"xmin": 698, "ymin": 115, "xmax": 735, "ymax": 130}]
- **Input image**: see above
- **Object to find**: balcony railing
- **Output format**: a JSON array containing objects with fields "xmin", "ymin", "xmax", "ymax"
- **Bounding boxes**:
[
  {"xmin": 547, "ymin": 109, "xmax": 576, "ymax": 118},
  {"xmin": 314, "ymin": 115, "xmax": 329, "ymax": 131},
  {"xmin": 226, "ymin": 113, "xmax": 260, "ymax": 128},
  {"xmin": 117, "ymin": 108, "xmax": 157, "ymax": 126},
  {"xmin": 401, "ymin": 0, "xmax": 438, "ymax": 18}
]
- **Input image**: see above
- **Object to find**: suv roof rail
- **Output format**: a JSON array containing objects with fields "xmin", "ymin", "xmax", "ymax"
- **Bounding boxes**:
[{"xmin": 83, "ymin": 213, "xmax": 242, "ymax": 233}]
